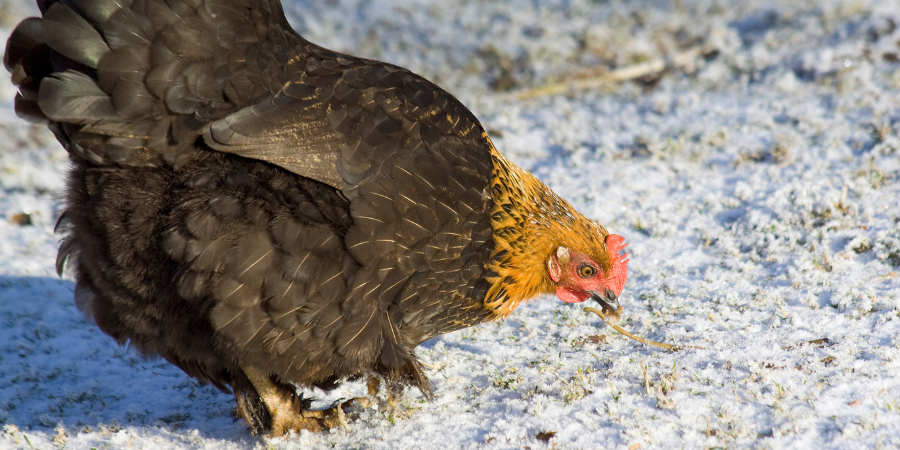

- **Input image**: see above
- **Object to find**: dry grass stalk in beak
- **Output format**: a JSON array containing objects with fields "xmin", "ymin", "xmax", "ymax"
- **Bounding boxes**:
[{"xmin": 583, "ymin": 307, "xmax": 705, "ymax": 351}]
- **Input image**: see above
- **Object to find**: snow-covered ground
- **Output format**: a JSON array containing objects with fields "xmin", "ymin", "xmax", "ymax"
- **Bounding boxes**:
[{"xmin": 1, "ymin": 0, "xmax": 899, "ymax": 448}]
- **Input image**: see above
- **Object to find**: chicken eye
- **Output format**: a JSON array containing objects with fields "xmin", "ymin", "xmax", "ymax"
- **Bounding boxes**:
[{"xmin": 578, "ymin": 264, "xmax": 596, "ymax": 278}]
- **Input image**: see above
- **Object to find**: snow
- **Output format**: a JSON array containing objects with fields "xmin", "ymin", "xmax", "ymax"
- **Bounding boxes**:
[{"xmin": 1, "ymin": 0, "xmax": 899, "ymax": 448}]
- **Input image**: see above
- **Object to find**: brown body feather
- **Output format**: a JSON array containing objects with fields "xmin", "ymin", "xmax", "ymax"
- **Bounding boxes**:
[{"xmin": 5, "ymin": 0, "xmax": 621, "ymax": 435}]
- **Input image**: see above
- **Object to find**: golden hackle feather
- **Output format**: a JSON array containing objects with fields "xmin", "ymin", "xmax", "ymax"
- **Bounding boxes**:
[{"xmin": 482, "ymin": 134, "xmax": 613, "ymax": 317}]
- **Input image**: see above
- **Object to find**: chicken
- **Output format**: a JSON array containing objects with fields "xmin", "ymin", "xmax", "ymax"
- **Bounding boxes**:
[{"xmin": 4, "ymin": 0, "xmax": 629, "ymax": 435}]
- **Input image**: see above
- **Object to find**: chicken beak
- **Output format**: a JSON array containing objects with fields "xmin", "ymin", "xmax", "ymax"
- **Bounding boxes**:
[{"xmin": 590, "ymin": 288, "xmax": 620, "ymax": 316}]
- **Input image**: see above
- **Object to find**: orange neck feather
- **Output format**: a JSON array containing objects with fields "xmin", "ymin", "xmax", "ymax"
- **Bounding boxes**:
[{"xmin": 482, "ymin": 135, "xmax": 611, "ymax": 318}]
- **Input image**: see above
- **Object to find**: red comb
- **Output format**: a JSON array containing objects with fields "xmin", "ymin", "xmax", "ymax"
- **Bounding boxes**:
[{"xmin": 605, "ymin": 234, "xmax": 629, "ymax": 295}]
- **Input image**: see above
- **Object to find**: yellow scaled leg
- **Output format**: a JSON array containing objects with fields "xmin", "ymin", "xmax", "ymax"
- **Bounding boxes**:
[
  {"xmin": 241, "ymin": 366, "xmax": 370, "ymax": 436},
  {"xmin": 365, "ymin": 376, "xmax": 406, "ymax": 418}
]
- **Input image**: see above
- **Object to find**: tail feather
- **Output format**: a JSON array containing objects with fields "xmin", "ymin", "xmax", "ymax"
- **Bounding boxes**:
[
  {"xmin": 5, "ymin": 0, "xmax": 300, "ymax": 167},
  {"xmin": 4, "ymin": 18, "xmax": 42, "ymax": 74},
  {"xmin": 65, "ymin": 0, "xmax": 121, "ymax": 25},
  {"xmin": 38, "ymin": 71, "xmax": 116, "ymax": 123},
  {"xmin": 42, "ymin": 2, "xmax": 109, "ymax": 68}
]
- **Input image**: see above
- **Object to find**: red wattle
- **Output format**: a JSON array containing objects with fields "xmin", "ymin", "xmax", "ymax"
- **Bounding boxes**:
[{"xmin": 556, "ymin": 287, "xmax": 589, "ymax": 303}]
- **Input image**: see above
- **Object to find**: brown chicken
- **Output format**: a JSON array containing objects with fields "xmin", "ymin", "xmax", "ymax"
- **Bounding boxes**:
[{"xmin": 5, "ymin": 0, "xmax": 629, "ymax": 435}]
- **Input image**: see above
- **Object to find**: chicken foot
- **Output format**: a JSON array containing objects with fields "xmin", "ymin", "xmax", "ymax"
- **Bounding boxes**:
[{"xmin": 239, "ymin": 366, "xmax": 371, "ymax": 436}]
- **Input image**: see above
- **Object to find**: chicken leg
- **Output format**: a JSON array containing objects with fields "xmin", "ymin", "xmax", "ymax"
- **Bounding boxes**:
[{"xmin": 238, "ymin": 366, "xmax": 370, "ymax": 436}]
